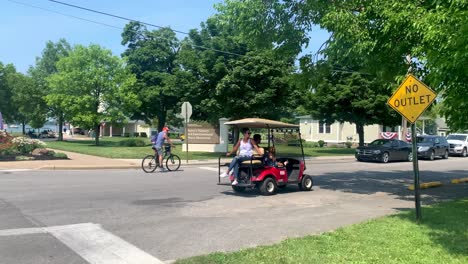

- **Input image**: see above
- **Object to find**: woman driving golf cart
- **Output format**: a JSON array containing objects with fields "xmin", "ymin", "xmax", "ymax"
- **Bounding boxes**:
[{"xmin": 220, "ymin": 128, "xmax": 263, "ymax": 185}]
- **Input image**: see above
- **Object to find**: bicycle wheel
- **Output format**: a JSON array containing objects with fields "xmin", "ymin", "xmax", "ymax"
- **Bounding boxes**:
[
  {"xmin": 166, "ymin": 154, "xmax": 181, "ymax": 171},
  {"xmin": 142, "ymin": 155, "xmax": 158, "ymax": 173}
]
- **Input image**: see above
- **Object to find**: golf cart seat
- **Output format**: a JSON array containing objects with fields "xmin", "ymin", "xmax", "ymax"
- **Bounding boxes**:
[{"xmin": 239, "ymin": 147, "xmax": 265, "ymax": 165}]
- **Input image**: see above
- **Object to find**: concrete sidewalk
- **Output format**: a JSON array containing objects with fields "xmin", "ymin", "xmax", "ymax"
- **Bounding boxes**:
[{"xmin": 0, "ymin": 149, "xmax": 355, "ymax": 170}]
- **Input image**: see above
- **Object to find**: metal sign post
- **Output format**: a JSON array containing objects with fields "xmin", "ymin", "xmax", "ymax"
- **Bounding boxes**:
[
  {"xmin": 411, "ymin": 123, "xmax": 422, "ymax": 221},
  {"xmin": 181, "ymin": 102, "xmax": 192, "ymax": 164},
  {"xmin": 185, "ymin": 103, "xmax": 188, "ymax": 164},
  {"xmin": 387, "ymin": 74, "xmax": 437, "ymax": 222}
]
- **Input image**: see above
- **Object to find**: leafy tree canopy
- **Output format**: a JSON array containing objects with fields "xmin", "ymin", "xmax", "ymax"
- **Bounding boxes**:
[{"xmin": 47, "ymin": 44, "xmax": 139, "ymax": 145}]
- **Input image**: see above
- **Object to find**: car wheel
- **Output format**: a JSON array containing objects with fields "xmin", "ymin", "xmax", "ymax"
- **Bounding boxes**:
[
  {"xmin": 298, "ymin": 175, "xmax": 313, "ymax": 191},
  {"xmin": 356, "ymin": 157, "xmax": 363, "ymax": 162},
  {"xmin": 232, "ymin": 186, "xmax": 246, "ymax": 193},
  {"xmin": 259, "ymin": 177, "xmax": 277, "ymax": 196},
  {"xmin": 442, "ymin": 150, "xmax": 449, "ymax": 159},
  {"xmin": 462, "ymin": 148, "xmax": 467, "ymax": 157},
  {"xmin": 407, "ymin": 152, "xmax": 413, "ymax": 162},
  {"xmin": 381, "ymin": 152, "xmax": 389, "ymax": 163},
  {"xmin": 429, "ymin": 150, "xmax": 435, "ymax": 161}
]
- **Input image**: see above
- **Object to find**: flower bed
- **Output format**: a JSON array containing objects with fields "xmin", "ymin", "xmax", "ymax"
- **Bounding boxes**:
[{"xmin": 0, "ymin": 132, "xmax": 68, "ymax": 161}]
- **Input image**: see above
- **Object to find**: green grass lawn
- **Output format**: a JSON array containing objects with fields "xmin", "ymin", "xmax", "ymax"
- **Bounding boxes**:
[
  {"xmin": 45, "ymin": 138, "xmax": 221, "ymax": 159},
  {"xmin": 44, "ymin": 137, "xmax": 355, "ymax": 159},
  {"xmin": 176, "ymin": 199, "xmax": 468, "ymax": 264}
]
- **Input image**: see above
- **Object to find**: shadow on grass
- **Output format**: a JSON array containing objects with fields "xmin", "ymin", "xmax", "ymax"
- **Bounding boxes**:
[
  {"xmin": 395, "ymin": 199, "xmax": 468, "ymax": 256},
  {"xmin": 314, "ymin": 168, "xmax": 468, "ymax": 255}
]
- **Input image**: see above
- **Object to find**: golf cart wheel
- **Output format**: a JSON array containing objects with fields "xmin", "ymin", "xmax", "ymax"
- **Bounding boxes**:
[
  {"xmin": 142, "ymin": 155, "xmax": 158, "ymax": 173},
  {"xmin": 299, "ymin": 175, "xmax": 313, "ymax": 191},
  {"xmin": 232, "ymin": 185, "xmax": 246, "ymax": 192},
  {"xmin": 259, "ymin": 177, "xmax": 277, "ymax": 196},
  {"xmin": 381, "ymin": 152, "xmax": 390, "ymax": 163},
  {"xmin": 407, "ymin": 152, "xmax": 413, "ymax": 162},
  {"xmin": 442, "ymin": 150, "xmax": 449, "ymax": 159},
  {"xmin": 429, "ymin": 150, "xmax": 435, "ymax": 161}
]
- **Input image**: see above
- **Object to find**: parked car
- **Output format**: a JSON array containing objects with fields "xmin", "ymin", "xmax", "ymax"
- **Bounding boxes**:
[
  {"xmin": 356, "ymin": 139, "xmax": 412, "ymax": 163},
  {"xmin": 72, "ymin": 127, "xmax": 85, "ymax": 135},
  {"xmin": 416, "ymin": 135, "xmax": 449, "ymax": 160},
  {"xmin": 447, "ymin": 133, "xmax": 468, "ymax": 157}
]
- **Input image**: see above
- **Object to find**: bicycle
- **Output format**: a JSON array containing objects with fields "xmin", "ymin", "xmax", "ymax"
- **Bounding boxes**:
[{"xmin": 141, "ymin": 144, "xmax": 181, "ymax": 173}]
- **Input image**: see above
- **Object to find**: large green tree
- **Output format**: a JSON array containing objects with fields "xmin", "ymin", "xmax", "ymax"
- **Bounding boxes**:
[
  {"xmin": 0, "ymin": 62, "xmax": 16, "ymax": 124},
  {"xmin": 121, "ymin": 22, "xmax": 182, "ymax": 131},
  {"xmin": 215, "ymin": 0, "xmax": 468, "ymax": 131},
  {"xmin": 10, "ymin": 72, "xmax": 47, "ymax": 134},
  {"xmin": 177, "ymin": 17, "xmax": 300, "ymax": 124},
  {"xmin": 29, "ymin": 39, "xmax": 71, "ymax": 140},
  {"xmin": 47, "ymin": 44, "xmax": 139, "ymax": 145},
  {"xmin": 303, "ymin": 60, "xmax": 399, "ymax": 146}
]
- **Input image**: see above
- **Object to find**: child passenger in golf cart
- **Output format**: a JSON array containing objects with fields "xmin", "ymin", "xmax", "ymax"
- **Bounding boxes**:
[{"xmin": 265, "ymin": 147, "xmax": 287, "ymax": 168}]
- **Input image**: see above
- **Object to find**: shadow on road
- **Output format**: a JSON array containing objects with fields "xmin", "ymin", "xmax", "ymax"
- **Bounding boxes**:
[{"xmin": 315, "ymin": 169, "xmax": 468, "ymax": 204}]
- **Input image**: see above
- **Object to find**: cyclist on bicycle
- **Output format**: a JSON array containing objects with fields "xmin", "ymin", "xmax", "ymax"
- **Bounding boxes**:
[{"xmin": 152, "ymin": 126, "xmax": 174, "ymax": 171}]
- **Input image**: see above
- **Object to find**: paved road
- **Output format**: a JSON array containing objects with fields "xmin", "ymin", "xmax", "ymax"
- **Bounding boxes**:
[{"xmin": 0, "ymin": 158, "xmax": 467, "ymax": 263}]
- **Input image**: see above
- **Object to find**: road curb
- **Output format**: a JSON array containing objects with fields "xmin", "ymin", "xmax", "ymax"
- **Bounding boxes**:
[
  {"xmin": 451, "ymin": 178, "xmax": 468, "ymax": 184},
  {"xmin": 408, "ymin": 181, "xmax": 442, "ymax": 190}
]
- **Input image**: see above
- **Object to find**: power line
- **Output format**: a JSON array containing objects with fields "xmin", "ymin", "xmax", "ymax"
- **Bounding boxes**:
[
  {"xmin": 6, "ymin": 0, "xmax": 247, "ymax": 58},
  {"xmin": 6, "ymin": 0, "xmax": 122, "ymax": 30},
  {"xmin": 48, "ymin": 0, "xmax": 191, "ymax": 35}
]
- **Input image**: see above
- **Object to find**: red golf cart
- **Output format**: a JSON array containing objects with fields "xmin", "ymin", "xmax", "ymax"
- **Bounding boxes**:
[{"xmin": 218, "ymin": 118, "xmax": 313, "ymax": 195}]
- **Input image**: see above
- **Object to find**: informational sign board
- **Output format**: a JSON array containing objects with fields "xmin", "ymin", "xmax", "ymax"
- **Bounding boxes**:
[
  {"xmin": 387, "ymin": 74, "xmax": 437, "ymax": 123},
  {"xmin": 187, "ymin": 123, "xmax": 219, "ymax": 144}
]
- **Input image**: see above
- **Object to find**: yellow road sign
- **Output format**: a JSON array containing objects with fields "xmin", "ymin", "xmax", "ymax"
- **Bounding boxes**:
[{"xmin": 387, "ymin": 74, "xmax": 437, "ymax": 123}]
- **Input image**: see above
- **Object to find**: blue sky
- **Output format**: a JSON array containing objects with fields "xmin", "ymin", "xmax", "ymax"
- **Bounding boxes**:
[{"xmin": 1, "ymin": 0, "xmax": 329, "ymax": 73}]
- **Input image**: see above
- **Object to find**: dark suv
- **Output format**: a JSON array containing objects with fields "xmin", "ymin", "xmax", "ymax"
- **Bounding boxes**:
[{"xmin": 416, "ymin": 135, "xmax": 449, "ymax": 160}]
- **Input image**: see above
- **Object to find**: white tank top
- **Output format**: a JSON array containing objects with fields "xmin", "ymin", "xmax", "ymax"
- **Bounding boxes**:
[{"xmin": 239, "ymin": 139, "xmax": 253, "ymax": 156}]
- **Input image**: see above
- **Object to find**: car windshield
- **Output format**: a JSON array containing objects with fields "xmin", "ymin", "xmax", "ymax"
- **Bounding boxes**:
[
  {"xmin": 416, "ymin": 137, "xmax": 435, "ymax": 143},
  {"xmin": 369, "ymin": 139, "xmax": 392, "ymax": 146},
  {"xmin": 447, "ymin": 135, "xmax": 467, "ymax": 141}
]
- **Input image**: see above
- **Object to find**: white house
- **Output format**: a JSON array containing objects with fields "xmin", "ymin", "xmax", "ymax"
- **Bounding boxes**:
[{"xmin": 298, "ymin": 115, "xmax": 398, "ymax": 144}]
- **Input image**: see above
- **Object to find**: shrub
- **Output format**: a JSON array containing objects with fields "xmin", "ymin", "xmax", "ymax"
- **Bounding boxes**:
[
  {"xmin": 168, "ymin": 133, "xmax": 180, "ymax": 139},
  {"xmin": 132, "ymin": 132, "xmax": 139, "ymax": 137},
  {"xmin": 0, "ymin": 131, "xmax": 16, "ymax": 155},
  {"xmin": 304, "ymin": 142, "xmax": 320, "ymax": 148},
  {"xmin": 287, "ymin": 139, "xmax": 305, "ymax": 146},
  {"xmin": 318, "ymin": 140, "xmax": 326, "ymax": 148},
  {"xmin": 118, "ymin": 138, "xmax": 147, "ymax": 147},
  {"xmin": 12, "ymin": 137, "xmax": 46, "ymax": 154},
  {"xmin": 53, "ymin": 152, "xmax": 68, "ymax": 159},
  {"xmin": 15, "ymin": 155, "xmax": 34, "ymax": 161},
  {"xmin": 345, "ymin": 141, "xmax": 353, "ymax": 148},
  {"xmin": 123, "ymin": 132, "xmax": 130, "ymax": 137}
]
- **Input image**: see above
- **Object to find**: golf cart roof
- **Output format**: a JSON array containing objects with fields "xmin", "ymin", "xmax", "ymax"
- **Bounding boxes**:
[{"xmin": 224, "ymin": 118, "xmax": 299, "ymax": 129}]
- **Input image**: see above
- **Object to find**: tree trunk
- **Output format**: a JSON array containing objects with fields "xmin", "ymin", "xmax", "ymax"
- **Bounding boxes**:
[
  {"xmin": 22, "ymin": 121, "xmax": 26, "ymax": 135},
  {"xmin": 356, "ymin": 123, "xmax": 365, "ymax": 147},
  {"xmin": 58, "ymin": 114, "xmax": 63, "ymax": 141},
  {"xmin": 157, "ymin": 94, "xmax": 167, "ymax": 132},
  {"xmin": 232, "ymin": 127, "xmax": 240, "ymax": 146},
  {"xmin": 95, "ymin": 124, "xmax": 100, "ymax": 146}
]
